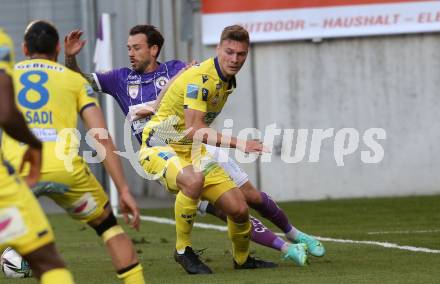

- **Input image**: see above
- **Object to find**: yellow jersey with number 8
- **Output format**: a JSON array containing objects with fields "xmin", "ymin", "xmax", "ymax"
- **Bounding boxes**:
[{"xmin": 2, "ymin": 59, "xmax": 98, "ymax": 172}]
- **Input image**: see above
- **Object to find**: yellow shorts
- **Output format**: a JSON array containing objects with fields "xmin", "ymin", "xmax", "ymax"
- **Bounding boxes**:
[
  {"xmin": 37, "ymin": 157, "xmax": 109, "ymax": 223},
  {"xmin": 0, "ymin": 177, "xmax": 54, "ymax": 256},
  {"xmin": 139, "ymin": 143, "xmax": 237, "ymax": 204}
]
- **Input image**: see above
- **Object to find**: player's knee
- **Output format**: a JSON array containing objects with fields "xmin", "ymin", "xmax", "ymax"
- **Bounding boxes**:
[
  {"xmin": 228, "ymin": 201, "xmax": 249, "ymax": 222},
  {"xmin": 179, "ymin": 172, "xmax": 204, "ymax": 198},
  {"xmin": 91, "ymin": 212, "xmax": 124, "ymax": 243},
  {"xmin": 242, "ymin": 185, "xmax": 263, "ymax": 208}
]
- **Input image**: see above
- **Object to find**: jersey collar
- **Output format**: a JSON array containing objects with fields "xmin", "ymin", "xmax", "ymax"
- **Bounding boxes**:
[
  {"xmin": 129, "ymin": 62, "xmax": 163, "ymax": 75},
  {"xmin": 214, "ymin": 57, "xmax": 236, "ymax": 88}
]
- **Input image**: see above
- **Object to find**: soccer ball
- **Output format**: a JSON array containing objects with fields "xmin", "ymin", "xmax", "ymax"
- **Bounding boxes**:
[{"xmin": 0, "ymin": 247, "xmax": 32, "ymax": 278}]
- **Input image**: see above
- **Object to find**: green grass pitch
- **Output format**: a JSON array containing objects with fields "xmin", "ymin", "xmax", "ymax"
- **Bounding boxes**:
[{"xmin": 1, "ymin": 195, "xmax": 439, "ymax": 283}]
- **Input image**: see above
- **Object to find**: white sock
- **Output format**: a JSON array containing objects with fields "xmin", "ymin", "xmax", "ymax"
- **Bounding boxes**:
[
  {"xmin": 285, "ymin": 227, "xmax": 299, "ymax": 242},
  {"xmin": 197, "ymin": 200, "xmax": 209, "ymax": 216},
  {"xmin": 177, "ymin": 249, "xmax": 186, "ymax": 254},
  {"xmin": 280, "ymin": 243, "xmax": 290, "ymax": 253}
]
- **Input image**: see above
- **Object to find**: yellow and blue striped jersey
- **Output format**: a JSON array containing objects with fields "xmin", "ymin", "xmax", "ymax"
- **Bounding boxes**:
[
  {"xmin": 143, "ymin": 57, "xmax": 236, "ymax": 145},
  {"xmin": 2, "ymin": 59, "xmax": 98, "ymax": 172}
]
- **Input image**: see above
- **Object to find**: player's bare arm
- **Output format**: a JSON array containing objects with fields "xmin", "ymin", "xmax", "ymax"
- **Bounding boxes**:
[
  {"xmin": 184, "ymin": 108, "xmax": 269, "ymax": 154},
  {"xmin": 64, "ymin": 29, "xmax": 100, "ymax": 92},
  {"xmin": 0, "ymin": 72, "xmax": 42, "ymax": 186},
  {"xmin": 133, "ymin": 76, "xmax": 177, "ymax": 119},
  {"xmin": 81, "ymin": 105, "xmax": 140, "ymax": 230},
  {"xmin": 133, "ymin": 74, "xmax": 178, "ymax": 119}
]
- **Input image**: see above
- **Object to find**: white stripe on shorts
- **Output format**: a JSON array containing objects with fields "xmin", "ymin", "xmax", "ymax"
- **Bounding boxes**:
[{"xmin": 204, "ymin": 144, "xmax": 249, "ymax": 188}]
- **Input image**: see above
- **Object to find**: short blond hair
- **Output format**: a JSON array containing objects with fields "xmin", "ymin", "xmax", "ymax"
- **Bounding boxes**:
[{"xmin": 220, "ymin": 25, "xmax": 249, "ymax": 45}]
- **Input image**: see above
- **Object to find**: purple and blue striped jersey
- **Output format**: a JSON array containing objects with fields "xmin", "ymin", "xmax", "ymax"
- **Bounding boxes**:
[{"xmin": 92, "ymin": 59, "xmax": 186, "ymax": 143}]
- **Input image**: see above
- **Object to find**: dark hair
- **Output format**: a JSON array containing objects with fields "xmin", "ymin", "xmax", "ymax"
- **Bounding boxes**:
[
  {"xmin": 129, "ymin": 25, "xmax": 164, "ymax": 58},
  {"xmin": 220, "ymin": 25, "xmax": 249, "ymax": 45},
  {"xmin": 24, "ymin": 20, "xmax": 59, "ymax": 55}
]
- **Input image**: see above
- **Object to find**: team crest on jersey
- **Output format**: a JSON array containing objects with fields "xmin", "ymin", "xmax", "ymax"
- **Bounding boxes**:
[
  {"xmin": 155, "ymin": 76, "xmax": 169, "ymax": 89},
  {"xmin": 128, "ymin": 84, "xmax": 140, "ymax": 99},
  {"xmin": 202, "ymin": 74, "xmax": 208, "ymax": 84}
]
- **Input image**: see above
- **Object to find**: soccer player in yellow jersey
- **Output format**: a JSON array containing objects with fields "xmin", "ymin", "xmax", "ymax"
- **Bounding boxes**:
[
  {"xmin": 64, "ymin": 24, "xmax": 322, "ymax": 269},
  {"xmin": 0, "ymin": 28, "xmax": 75, "ymax": 284},
  {"xmin": 2, "ymin": 21, "xmax": 145, "ymax": 284},
  {"xmin": 140, "ymin": 25, "xmax": 276, "ymax": 273}
]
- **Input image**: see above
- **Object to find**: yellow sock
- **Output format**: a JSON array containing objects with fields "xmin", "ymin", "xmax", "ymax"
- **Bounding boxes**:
[
  {"xmin": 227, "ymin": 217, "xmax": 251, "ymax": 265},
  {"xmin": 175, "ymin": 191, "xmax": 199, "ymax": 251},
  {"xmin": 41, "ymin": 268, "xmax": 74, "ymax": 284},
  {"xmin": 117, "ymin": 264, "xmax": 145, "ymax": 284}
]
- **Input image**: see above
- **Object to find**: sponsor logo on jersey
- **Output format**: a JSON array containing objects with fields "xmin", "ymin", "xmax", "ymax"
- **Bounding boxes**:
[
  {"xmin": 158, "ymin": 151, "xmax": 175, "ymax": 161},
  {"xmin": 128, "ymin": 84, "xmax": 140, "ymax": 99},
  {"xmin": 186, "ymin": 84, "xmax": 199, "ymax": 99},
  {"xmin": 155, "ymin": 76, "xmax": 169, "ymax": 89},
  {"xmin": 15, "ymin": 63, "xmax": 64, "ymax": 72},
  {"xmin": 202, "ymin": 88, "xmax": 209, "ymax": 101},
  {"xmin": 30, "ymin": 128, "xmax": 57, "ymax": 142},
  {"xmin": 85, "ymin": 83, "xmax": 95, "ymax": 97}
]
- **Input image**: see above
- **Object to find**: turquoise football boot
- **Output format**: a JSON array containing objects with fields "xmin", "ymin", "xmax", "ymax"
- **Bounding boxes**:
[
  {"xmin": 294, "ymin": 231, "xmax": 325, "ymax": 257},
  {"xmin": 283, "ymin": 243, "xmax": 307, "ymax": 266}
]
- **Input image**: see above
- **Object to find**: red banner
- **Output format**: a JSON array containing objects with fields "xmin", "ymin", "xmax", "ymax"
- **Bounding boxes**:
[{"xmin": 202, "ymin": 0, "xmax": 426, "ymax": 13}]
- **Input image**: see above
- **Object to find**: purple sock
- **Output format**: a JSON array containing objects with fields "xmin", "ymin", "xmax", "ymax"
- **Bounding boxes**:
[
  {"xmin": 255, "ymin": 192, "xmax": 293, "ymax": 234},
  {"xmin": 250, "ymin": 216, "xmax": 285, "ymax": 251}
]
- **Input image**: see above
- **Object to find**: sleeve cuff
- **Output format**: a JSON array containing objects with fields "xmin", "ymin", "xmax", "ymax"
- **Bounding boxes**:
[
  {"xmin": 92, "ymin": 73, "xmax": 103, "ymax": 92},
  {"xmin": 79, "ymin": 102, "xmax": 97, "ymax": 116}
]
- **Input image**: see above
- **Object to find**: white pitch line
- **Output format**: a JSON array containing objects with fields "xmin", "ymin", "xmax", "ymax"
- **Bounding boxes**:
[
  {"xmin": 137, "ymin": 215, "xmax": 440, "ymax": 254},
  {"xmin": 367, "ymin": 229, "xmax": 440, "ymax": 235}
]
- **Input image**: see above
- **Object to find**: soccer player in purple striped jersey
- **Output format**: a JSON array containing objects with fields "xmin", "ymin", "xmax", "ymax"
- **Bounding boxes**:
[
  {"xmin": 65, "ymin": 27, "xmax": 185, "ymax": 143},
  {"xmin": 64, "ymin": 25, "xmax": 325, "ymax": 264}
]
